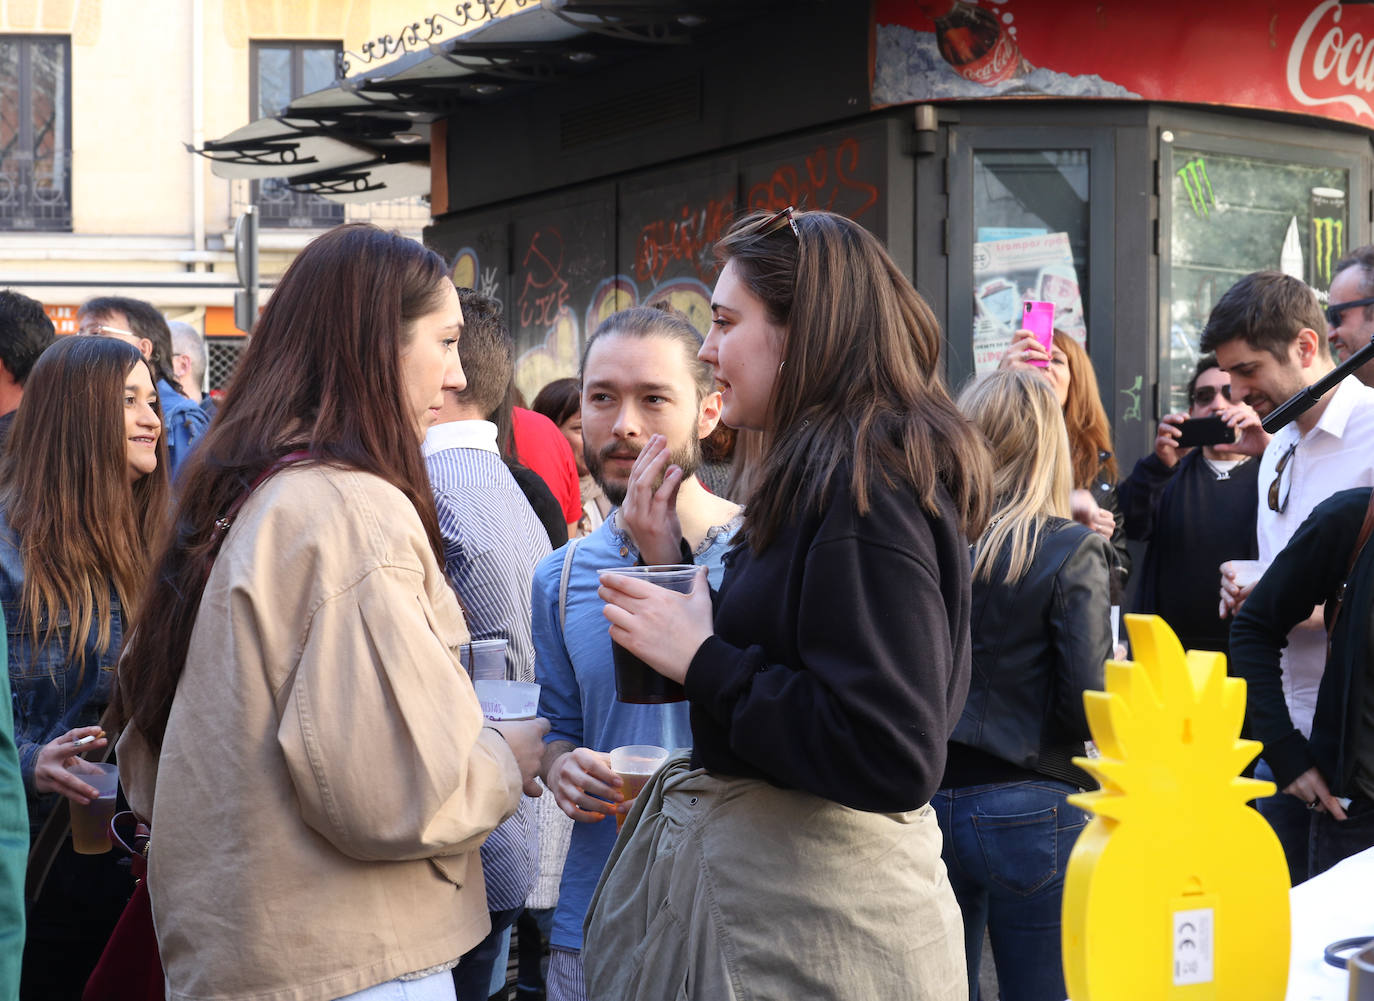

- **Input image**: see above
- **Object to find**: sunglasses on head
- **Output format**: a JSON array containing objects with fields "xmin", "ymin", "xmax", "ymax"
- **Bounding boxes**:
[
  {"xmin": 1325, "ymin": 296, "xmax": 1374, "ymax": 328},
  {"xmin": 741, "ymin": 205, "xmax": 800, "ymax": 241},
  {"xmin": 1191, "ymin": 384, "xmax": 1233, "ymax": 406}
]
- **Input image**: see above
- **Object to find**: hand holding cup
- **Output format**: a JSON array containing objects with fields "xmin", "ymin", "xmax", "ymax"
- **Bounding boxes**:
[
  {"xmin": 547, "ymin": 746, "xmax": 622, "ymax": 823},
  {"xmin": 608, "ymin": 745, "xmax": 670, "ymax": 832}
]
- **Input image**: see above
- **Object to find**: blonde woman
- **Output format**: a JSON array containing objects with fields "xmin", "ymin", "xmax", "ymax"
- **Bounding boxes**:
[
  {"xmin": 1001, "ymin": 329, "xmax": 1130, "ymax": 590},
  {"xmin": 936, "ymin": 368, "xmax": 1113, "ymax": 1001}
]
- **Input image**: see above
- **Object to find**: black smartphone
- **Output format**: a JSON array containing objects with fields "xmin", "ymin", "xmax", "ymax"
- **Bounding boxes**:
[{"xmin": 1175, "ymin": 415, "xmax": 1236, "ymax": 448}]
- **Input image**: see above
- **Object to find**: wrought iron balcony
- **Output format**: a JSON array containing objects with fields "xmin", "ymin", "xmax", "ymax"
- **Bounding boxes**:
[
  {"xmin": 252, "ymin": 176, "xmax": 344, "ymax": 229},
  {"xmin": 0, "ymin": 149, "xmax": 72, "ymax": 232}
]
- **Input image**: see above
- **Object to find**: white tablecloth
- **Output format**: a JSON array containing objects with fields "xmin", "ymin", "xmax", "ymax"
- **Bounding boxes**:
[{"xmin": 1286, "ymin": 845, "xmax": 1374, "ymax": 1000}]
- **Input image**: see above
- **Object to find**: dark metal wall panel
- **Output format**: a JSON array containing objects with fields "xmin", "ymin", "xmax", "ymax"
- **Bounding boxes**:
[
  {"xmin": 1109, "ymin": 121, "xmax": 1155, "ymax": 473},
  {"xmin": 436, "ymin": 0, "xmax": 871, "ymax": 215}
]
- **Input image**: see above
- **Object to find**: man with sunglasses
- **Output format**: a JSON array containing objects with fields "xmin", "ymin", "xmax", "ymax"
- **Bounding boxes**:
[
  {"xmin": 1201, "ymin": 270, "xmax": 1374, "ymax": 884},
  {"xmin": 1118, "ymin": 355, "xmax": 1258, "ymax": 657},
  {"xmin": 1327, "ymin": 246, "xmax": 1374, "ymax": 386}
]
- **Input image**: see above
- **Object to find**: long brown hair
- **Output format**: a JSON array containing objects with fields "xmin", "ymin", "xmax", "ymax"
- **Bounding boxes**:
[
  {"xmin": 1054, "ymin": 331, "xmax": 1117, "ymax": 487},
  {"xmin": 116, "ymin": 224, "xmax": 451, "ymax": 748},
  {"xmin": 0, "ymin": 336, "xmax": 169, "ymax": 669},
  {"xmin": 715, "ymin": 209, "xmax": 992, "ymax": 551}
]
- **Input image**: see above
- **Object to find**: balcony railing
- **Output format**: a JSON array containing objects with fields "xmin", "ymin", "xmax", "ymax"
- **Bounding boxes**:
[
  {"xmin": 252, "ymin": 177, "xmax": 344, "ymax": 229},
  {"xmin": 231, "ymin": 179, "xmax": 430, "ymax": 235},
  {"xmin": 0, "ymin": 149, "xmax": 72, "ymax": 231}
]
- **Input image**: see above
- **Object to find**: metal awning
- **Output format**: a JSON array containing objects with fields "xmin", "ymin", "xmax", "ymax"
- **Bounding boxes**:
[{"xmin": 193, "ymin": 0, "xmax": 778, "ymax": 203}]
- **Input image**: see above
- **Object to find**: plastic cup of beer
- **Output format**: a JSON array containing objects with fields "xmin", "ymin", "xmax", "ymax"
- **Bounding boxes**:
[
  {"xmin": 598, "ymin": 565, "xmax": 696, "ymax": 704},
  {"xmin": 461, "ymin": 638, "xmax": 509, "ymax": 681},
  {"xmin": 69, "ymin": 761, "xmax": 119, "ymax": 855},
  {"xmin": 473, "ymin": 680, "xmax": 541, "ymax": 720},
  {"xmin": 608, "ymin": 744, "xmax": 670, "ymax": 832}
]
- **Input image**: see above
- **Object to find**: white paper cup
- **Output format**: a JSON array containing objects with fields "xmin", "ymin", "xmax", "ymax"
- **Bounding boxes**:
[{"xmin": 473, "ymin": 680, "xmax": 540, "ymax": 720}]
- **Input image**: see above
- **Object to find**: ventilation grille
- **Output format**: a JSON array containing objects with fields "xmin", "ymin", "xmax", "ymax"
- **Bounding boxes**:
[
  {"xmin": 559, "ymin": 75, "xmax": 701, "ymax": 151},
  {"xmin": 207, "ymin": 337, "xmax": 248, "ymax": 392}
]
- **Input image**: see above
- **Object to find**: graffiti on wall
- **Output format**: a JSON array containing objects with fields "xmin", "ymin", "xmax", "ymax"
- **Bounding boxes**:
[
  {"xmin": 633, "ymin": 193, "xmax": 736, "ymax": 285},
  {"xmin": 437, "ymin": 128, "xmax": 889, "ymax": 404},
  {"xmin": 746, "ymin": 138, "xmax": 881, "ymax": 220},
  {"xmin": 508, "ymin": 230, "xmax": 719, "ymax": 406},
  {"xmin": 518, "ymin": 229, "xmax": 573, "ymax": 330}
]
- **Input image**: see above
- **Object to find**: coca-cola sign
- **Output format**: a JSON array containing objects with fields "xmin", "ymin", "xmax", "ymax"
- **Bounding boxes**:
[
  {"xmin": 1287, "ymin": 0, "xmax": 1374, "ymax": 120},
  {"xmin": 874, "ymin": 0, "xmax": 1374, "ymax": 131}
]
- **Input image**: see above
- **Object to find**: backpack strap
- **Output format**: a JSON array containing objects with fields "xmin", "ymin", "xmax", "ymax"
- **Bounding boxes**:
[
  {"xmin": 1328, "ymin": 488, "xmax": 1374, "ymax": 639},
  {"xmin": 558, "ymin": 536, "xmax": 581, "ymax": 635}
]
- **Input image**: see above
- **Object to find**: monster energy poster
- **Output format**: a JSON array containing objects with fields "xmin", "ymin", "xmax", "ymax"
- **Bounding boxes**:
[
  {"xmin": 1309, "ymin": 187, "xmax": 1346, "ymax": 295},
  {"xmin": 972, "ymin": 232, "xmax": 1086, "ymax": 373}
]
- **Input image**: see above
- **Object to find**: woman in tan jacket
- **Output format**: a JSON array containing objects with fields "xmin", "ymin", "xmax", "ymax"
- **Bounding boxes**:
[{"xmin": 115, "ymin": 224, "xmax": 548, "ymax": 1001}]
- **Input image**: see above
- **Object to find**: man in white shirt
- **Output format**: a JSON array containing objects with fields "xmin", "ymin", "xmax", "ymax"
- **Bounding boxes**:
[{"xmin": 1202, "ymin": 269, "xmax": 1374, "ymax": 883}]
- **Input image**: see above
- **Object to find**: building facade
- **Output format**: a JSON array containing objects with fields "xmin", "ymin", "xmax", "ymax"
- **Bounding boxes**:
[{"xmin": 0, "ymin": 0, "xmax": 429, "ymax": 390}]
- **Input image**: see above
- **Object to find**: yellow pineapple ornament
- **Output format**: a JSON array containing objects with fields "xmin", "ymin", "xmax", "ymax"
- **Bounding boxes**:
[{"xmin": 1061, "ymin": 614, "xmax": 1290, "ymax": 1000}]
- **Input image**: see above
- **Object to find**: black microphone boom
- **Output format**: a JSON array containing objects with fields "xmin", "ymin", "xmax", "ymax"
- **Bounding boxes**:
[{"xmin": 1261, "ymin": 336, "xmax": 1374, "ymax": 433}]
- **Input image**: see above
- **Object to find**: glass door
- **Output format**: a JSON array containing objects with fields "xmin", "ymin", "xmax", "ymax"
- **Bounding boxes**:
[
  {"xmin": 1159, "ymin": 132, "xmax": 1358, "ymax": 414},
  {"xmin": 947, "ymin": 127, "xmax": 1115, "ymax": 393}
]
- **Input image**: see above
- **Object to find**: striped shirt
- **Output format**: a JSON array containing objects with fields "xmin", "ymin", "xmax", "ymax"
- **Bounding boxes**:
[{"xmin": 424, "ymin": 419, "xmax": 552, "ymax": 911}]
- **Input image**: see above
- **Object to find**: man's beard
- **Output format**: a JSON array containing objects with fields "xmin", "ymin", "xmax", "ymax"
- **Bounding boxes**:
[{"xmin": 585, "ymin": 434, "xmax": 703, "ymax": 505}]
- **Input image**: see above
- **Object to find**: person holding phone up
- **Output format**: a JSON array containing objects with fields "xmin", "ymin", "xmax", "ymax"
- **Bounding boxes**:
[{"xmin": 1115, "ymin": 354, "xmax": 1262, "ymax": 656}]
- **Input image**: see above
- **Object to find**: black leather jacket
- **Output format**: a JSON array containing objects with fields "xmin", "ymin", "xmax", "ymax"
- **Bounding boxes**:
[{"xmin": 951, "ymin": 517, "xmax": 1113, "ymax": 785}]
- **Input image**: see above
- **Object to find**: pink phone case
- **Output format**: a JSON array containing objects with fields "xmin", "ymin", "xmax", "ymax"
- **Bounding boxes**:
[{"xmin": 1021, "ymin": 300, "xmax": 1054, "ymax": 368}]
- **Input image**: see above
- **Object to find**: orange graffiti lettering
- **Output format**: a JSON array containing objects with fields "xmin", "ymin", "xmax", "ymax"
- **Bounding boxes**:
[
  {"xmin": 518, "ymin": 228, "xmax": 571, "ymax": 330},
  {"xmin": 634, "ymin": 195, "xmax": 736, "ymax": 284},
  {"xmin": 748, "ymin": 137, "xmax": 879, "ymax": 220}
]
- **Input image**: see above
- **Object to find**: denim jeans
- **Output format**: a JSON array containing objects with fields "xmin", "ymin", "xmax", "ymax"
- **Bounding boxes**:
[
  {"xmin": 337, "ymin": 970, "xmax": 456, "ymax": 1001},
  {"xmin": 1255, "ymin": 758, "xmax": 1311, "ymax": 885},
  {"xmin": 1310, "ymin": 794, "xmax": 1374, "ymax": 877},
  {"xmin": 452, "ymin": 906, "xmax": 520, "ymax": 1001},
  {"xmin": 933, "ymin": 779, "xmax": 1087, "ymax": 1001}
]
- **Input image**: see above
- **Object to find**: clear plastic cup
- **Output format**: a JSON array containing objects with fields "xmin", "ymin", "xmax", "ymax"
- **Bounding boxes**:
[
  {"xmin": 69, "ymin": 762, "xmax": 118, "ymax": 855},
  {"xmin": 598, "ymin": 566, "xmax": 696, "ymax": 704},
  {"xmin": 608, "ymin": 744, "xmax": 670, "ymax": 832},
  {"xmin": 462, "ymin": 638, "xmax": 509, "ymax": 681}
]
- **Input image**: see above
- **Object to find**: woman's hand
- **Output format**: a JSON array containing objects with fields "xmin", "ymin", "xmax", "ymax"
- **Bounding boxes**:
[
  {"xmin": 485, "ymin": 717, "xmax": 553, "ymax": 797},
  {"xmin": 546, "ymin": 746, "xmax": 622, "ymax": 823},
  {"xmin": 599, "ymin": 566, "xmax": 713, "ymax": 685},
  {"xmin": 997, "ymin": 329, "xmax": 1052, "ymax": 370},
  {"xmin": 619, "ymin": 434, "xmax": 685, "ymax": 566},
  {"xmin": 33, "ymin": 726, "xmax": 108, "ymax": 804},
  {"xmin": 1283, "ymin": 766, "xmax": 1347, "ymax": 819},
  {"xmin": 1070, "ymin": 488, "xmax": 1114, "ymax": 540}
]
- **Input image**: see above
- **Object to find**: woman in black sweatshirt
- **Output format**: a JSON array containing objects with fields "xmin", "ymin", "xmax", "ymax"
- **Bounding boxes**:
[{"xmin": 588, "ymin": 207, "xmax": 993, "ymax": 1000}]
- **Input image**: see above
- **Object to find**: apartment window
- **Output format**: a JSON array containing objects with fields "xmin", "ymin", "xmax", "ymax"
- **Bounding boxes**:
[
  {"xmin": 250, "ymin": 40, "xmax": 343, "ymax": 229},
  {"xmin": 0, "ymin": 35, "xmax": 71, "ymax": 231}
]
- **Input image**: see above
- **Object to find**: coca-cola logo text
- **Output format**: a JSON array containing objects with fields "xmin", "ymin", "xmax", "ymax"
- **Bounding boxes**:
[
  {"xmin": 1287, "ymin": 0, "xmax": 1374, "ymax": 120},
  {"xmin": 961, "ymin": 33, "xmax": 1017, "ymax": 86}
]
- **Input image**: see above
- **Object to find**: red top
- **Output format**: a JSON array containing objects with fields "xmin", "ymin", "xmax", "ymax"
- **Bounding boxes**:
[{"xmin": 511, "ymin": 407, "xmax": 582, "ymax": 526}]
